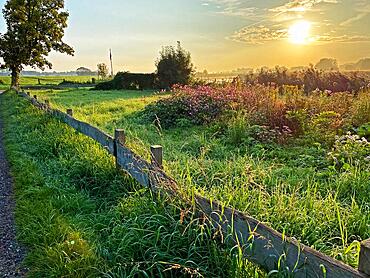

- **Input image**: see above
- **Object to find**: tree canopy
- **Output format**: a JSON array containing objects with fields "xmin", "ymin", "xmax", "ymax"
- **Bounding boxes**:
[
  {"xmin": 155, "ymin": 42, "xmax": 194, "ymax": 90},
  {"xmin": 0, "ymin": 0, "xmax": 74, "ymax": 88}
]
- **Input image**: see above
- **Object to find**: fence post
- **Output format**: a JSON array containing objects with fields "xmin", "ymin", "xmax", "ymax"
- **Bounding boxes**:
[
  {"xmin": 114, "ymin": 129, "xmax": 126, "ymax": 169},
  {"xmin": 66, "ymin": 109, "xmax": 73, "ymax": 117},
  {"xmin": 150, "ymin": 145, "xmax": 163, "ymax": 168},
  {"xmin": 359, "ymin": 239, "xmax": 370, "ymax": 275}
]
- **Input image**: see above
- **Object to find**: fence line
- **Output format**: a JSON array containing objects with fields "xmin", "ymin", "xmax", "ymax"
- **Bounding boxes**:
[{"xmin": 16, "ymin": 91, "xmax": 369, "ymax": 278}]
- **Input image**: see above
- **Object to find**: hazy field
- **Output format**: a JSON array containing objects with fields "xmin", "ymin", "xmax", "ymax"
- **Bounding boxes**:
[
  {"xmin": 0, "ymin": 75, "xmax": 96, "ymax": 89},
  {"xmin": 33, "ymin": 87, "xmax": 370, "ymax": 269}
]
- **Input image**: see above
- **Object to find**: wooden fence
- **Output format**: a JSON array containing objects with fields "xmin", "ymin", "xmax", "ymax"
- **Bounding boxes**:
[{"xmin": 16, "ymin": 90, "xmax": 370, "ymax": 278}]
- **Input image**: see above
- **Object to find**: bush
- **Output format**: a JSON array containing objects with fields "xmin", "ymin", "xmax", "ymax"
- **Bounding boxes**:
[
  {"xmin": 95, "ymin": 72, "xmax": 155, "ymax": 90},
  {"xmin": 142, "ymin": 89, "xmax": 226, "ymax": 128},
  {"xmin": 0, "ymin": 79, "xmax": 4, "ymax": 85},
  {"xmin": 156, "ymin": 42, "xmax": 194, "ymax": 90},
  {"xmin": 142, "ymin": 85, "xmax": 296, "ymax": 131},
  {"xmin": 357, "ymin": 123, "xmax": 370, "ymax": 139},
  {"xmin": 328, "ymin": 132, "xmax": 370, "ymax": 169},
  {"xmin": 350, "ymin": 91, "xmax": 370, "ymax": 127}
]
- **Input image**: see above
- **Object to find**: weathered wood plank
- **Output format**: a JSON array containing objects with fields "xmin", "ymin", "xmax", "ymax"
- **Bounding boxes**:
[
  {"xmin": 195, "ymin": 195, "xmax": 368, "ymax": 278},
  {"xmin": 359, "ymin": 239, "xmax": 370, "ymax": 276},
  {"xmin": 115, "ymin": 143, "xmax": 151, "ymax": 187}
]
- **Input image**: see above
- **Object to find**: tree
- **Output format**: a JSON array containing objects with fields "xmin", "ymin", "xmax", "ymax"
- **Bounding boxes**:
[
  {"xmin": 155, "ymin": 42, "xmax": 194, "ymax": 90},
  {"xmin": 97, "ymin": 63, "xmax": 108, "ymax": 80},
  {"xmin": 0, "ymin": 0, "xmax": 74, "ymax": 88},
  {"xmin": 315, "ymin": 58, "xmax": 339, "ymax": 71}
]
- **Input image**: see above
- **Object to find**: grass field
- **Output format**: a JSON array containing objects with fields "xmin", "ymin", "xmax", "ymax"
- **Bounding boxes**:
[
  {"xmin": 0, "ymin": 75, "xmax": 97, "ymax": 89},
  {"xmin": 32, "ymin": 87, "xmax": 370, "ymax": 270},
  {"xmin": 0, "ymin": 90, "xmax": 269, "ymax": 277}
]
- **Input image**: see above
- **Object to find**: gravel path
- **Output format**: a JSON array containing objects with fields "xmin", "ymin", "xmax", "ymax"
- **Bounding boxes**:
[{"xmin": 0, "ymin": 91, "xmax": 27, "ymax": 277}]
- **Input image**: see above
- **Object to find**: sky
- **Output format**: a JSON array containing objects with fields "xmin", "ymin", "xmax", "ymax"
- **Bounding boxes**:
[{"xmin": 0, "ymin": 0, "xmax": 370, "ymax": 73}]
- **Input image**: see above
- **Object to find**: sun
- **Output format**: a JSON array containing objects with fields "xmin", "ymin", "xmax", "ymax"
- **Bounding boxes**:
[{"xmin": 288, "ymin": 21, "xmax": 312, "ymax": 45}]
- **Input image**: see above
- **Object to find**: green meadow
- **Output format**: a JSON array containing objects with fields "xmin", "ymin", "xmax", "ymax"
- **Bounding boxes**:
[
  {"xmin": 1, "ymin": 90, "xmax": 267, "ymax": 277},
  {"xmin": 31, "ymin": 87, "xmax": 370, "ymax": 270}
]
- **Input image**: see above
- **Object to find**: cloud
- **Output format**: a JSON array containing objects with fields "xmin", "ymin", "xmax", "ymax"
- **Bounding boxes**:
[
  {"xmin": 315, "ymin": 34, "xmax": 370, "ymax": 43},
  {"xmin": 202, "ymin": 0, "xmax": 260, "ymax": 18},
  {"xmin": 205, "ymin": 0, "xmax": 370, "ymax": 45},
  {"xmin": 228, "ymin": 25, "xmax": 370, "ymax": 45},
  {"xmin": 269, "ymin": 0, "xmax": 338, "ymax": 13},
  {"xmin": 228, "ymin": 25, "xmax": 287, "ymax": 44},
  {"xmin": 340, "ymin": 12, "xmax": 368, "ymax": 26},
  {"xmin": 340, "ymin": 1, "xmax": 370, "ymax": 26}
]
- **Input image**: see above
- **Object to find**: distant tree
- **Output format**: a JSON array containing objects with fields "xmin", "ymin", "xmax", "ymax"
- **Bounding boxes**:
[
  {"xmin": 76, "ymin": 67, "xmax": 92, "ymax": 76},
  {"xmin": 356, "ymin": 58, "xmax": 370, "ymax": 70},
  {"xmin": 155, "ymin": 42, "xmax": 194, "ymax": 90},
  {"xmin": 97, "ymin": 63, "xmax": 109, "ymax": 79},
  {"xmin": 315, "ymin": 58, "xmax": 339, "ymax": 71},
  {"xmin": 0, "ymin": 0, "xmax": 74, "ymax": 88}
]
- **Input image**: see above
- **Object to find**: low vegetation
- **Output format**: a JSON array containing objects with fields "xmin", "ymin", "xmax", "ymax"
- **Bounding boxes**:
[
  {"xmin": 238, "ymin": 66, "xmax": 370, "ymax": 93},
  {"xmin": 35, "ymin": 85, "xmax": 370, "ymax": 270},
  {"xmin": 1, "ymin": 91, "xmax": 267, "ymax": 277},
  {"xmin": 94, "ymin": 72, "xmax": 155, "ymax": 91}
]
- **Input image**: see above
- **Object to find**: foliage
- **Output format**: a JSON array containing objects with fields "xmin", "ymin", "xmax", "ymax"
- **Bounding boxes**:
[
  {"xmin": 0, "ymin": 0, "xmax": 74, "ymax": 87},
  {"xmin": 315, "ymin": 58, "xmax": 339, "ymax": 71},
  {"xmin": 349, "ymin": 91, "xmax": 370, "ymax": 128},
  {"xmin": 95, "ymin": 72, "xmax": 155, "ymax": 90},
  {"xmin": 143, "ymin": 85, "xmax": 370, "ymax": 147},
  {"xmin": 357, "ymin": 123, "xmax": 370, "ymax": 139},
  {"xmin": 328, "ymin": 133, "xmax": 370, "ymax": 169},
  {"xmin": 97, "ymin": 63, "xmax": 108, "ymax": 80},
  {"xmin": 240, "ymin": 66, "xmax": 370, "ymax": 93},
  {"xmin": 142, "ymin": 86, "xmax": 227, "ymax": 128},
  {"xmin": 156, "ymin": 42, "xmax": 194, "ymax": 90},
  {"xmin": 58, "ymin": 79, "xmax": 94, "ymax": 86}
]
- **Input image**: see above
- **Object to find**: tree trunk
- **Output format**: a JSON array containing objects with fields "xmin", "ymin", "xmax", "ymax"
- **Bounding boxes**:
[{"xmin": 11, "ymin": 68, "xmax": 20, "ymax": 89}]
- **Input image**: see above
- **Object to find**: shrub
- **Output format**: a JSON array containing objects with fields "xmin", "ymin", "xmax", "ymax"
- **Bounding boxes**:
[
  {"xmin": 328, "ymin": 132, "xmax": 370, "ymax": 169},
  {"xmin": 143, "ymin": 89, "xmax": 226, "ymax": 128},
  {"xmin": 357, "ymin": 123, "xmax": 370, "ymax": 139},
  {"xmin": 156, "ymin": 42, "xmax": 194, "ymax": 90},
  {"xmin": 350, "ymin": 91, "xmax": 370, "ymax": 127},
  {"xmin": 95, "ymin": 72, "xmax": 155, "ymax": 90}
]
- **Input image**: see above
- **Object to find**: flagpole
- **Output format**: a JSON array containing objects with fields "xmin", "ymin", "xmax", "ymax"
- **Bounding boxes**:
[{"xmin": 109, "ymin": 49, "xmax": 114, "ymax": 77}]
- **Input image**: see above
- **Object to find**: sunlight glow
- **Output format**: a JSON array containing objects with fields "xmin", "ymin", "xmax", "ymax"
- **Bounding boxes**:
[{"xmin": 288, "ymin": 21, "xmax": 312, "ymax": 45}]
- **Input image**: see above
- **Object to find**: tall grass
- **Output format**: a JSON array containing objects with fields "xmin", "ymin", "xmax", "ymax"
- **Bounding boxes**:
[
  {"xmin": 34, "ymin": 88, "xmax": 370, "ymax": 268},
  {"xmin": 1, "ymin": 91, "xmax": 270, "ymax": 277}
]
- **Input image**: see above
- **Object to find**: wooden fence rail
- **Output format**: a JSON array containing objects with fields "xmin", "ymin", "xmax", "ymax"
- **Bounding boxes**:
[{"xmin": 15, "ymin": 91, "xmax": 369, "ymax": 278}]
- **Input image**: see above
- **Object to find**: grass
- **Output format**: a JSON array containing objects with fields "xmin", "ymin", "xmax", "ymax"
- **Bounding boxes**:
[
  {"xmin": 33, "ymin": 88, "xmax": 370, "ymax": 269},
  {"xmin": 0, "ymin": 75, "xmax": 97, "ymax": 88},
  {"xmin": 0, "ymin": 90, "xmax": 268, "ymax": 277}
]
